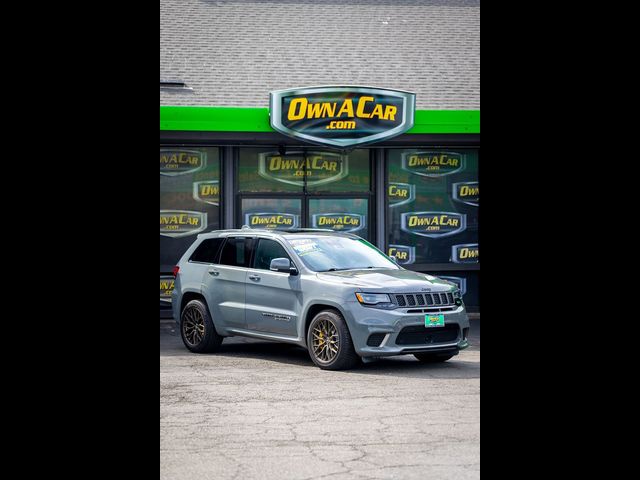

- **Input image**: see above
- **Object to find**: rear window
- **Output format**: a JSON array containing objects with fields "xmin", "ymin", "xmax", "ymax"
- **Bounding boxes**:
[
  {"xmin": 189, "ymin": 238, "xmax": 224, "ymax": 264},
  {"xmin": 219, "ymin": 237, "xmax": 254, "ymax": 267}
]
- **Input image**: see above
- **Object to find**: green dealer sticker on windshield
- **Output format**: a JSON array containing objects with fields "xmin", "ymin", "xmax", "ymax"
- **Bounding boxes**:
[{"xmin": 425, "ymin": 314, "xmax": 445, "ymax": 328}]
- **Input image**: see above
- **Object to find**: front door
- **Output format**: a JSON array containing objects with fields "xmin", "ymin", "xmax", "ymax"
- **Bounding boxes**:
[{"xmin": 244, "ymin": 238, "xmax": 301, "ymax": 336}]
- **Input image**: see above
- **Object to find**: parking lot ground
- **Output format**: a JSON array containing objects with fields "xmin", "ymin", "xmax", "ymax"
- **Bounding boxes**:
[{"xmin": 161, "ymin": 320, "xmax": 480, "ymax": 480}]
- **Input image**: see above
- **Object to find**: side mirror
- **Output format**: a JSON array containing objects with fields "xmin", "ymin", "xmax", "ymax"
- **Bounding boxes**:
[{"xmin": 270, "ymin": 257, "xmax": 297, "ymax": 275}]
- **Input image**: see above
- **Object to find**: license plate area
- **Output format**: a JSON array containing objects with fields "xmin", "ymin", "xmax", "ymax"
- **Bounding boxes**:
[{"xmin": 425, "ymin": 313, "xmax": 445, "ymax": 327}]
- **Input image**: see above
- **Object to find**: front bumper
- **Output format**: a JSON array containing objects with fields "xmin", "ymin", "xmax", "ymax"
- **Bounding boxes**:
[{"xmin": 343, "ymin": 300, "xmax": 470, "ymax": 357}]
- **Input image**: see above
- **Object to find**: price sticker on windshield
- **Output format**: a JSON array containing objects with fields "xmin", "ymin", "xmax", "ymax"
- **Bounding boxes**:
[{"xmin": 289, "ymin": 239, "xmax": 321, "ymax": 256}]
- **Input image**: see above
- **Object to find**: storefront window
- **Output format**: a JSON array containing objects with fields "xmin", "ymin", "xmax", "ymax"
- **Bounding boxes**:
[
  {"xmin": 306, "ymin": 150, "xmax": 370, "ymax": 193},
  {"xmin": 308, "ymin": 198, "xmax": 370, "ymax": 241},
  {"xmin": 386, "ymin": 148, "xmax": 479, "ymax": 266},
  {"xmin": 237, "ymin": 148, "xmax": 371, "ymax": 239},
  {"xmin": 240, "ymin": 198, "xmax": 302, "ymax": 230},
  {"xmin": 238, "ymin": 148, "xmax": 370, "ymax": 192},
  {"xmin": 160, "ymin": 147, "xmax": 221, "ymax": 269},
  {"xmin": 239, "ymin": 148, "xmax": 302, "ymax": 193}
]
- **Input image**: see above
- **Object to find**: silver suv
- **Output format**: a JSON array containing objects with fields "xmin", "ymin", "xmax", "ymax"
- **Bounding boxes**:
[{"xmin": 172, "ymin": 228, "xmax": 470, "ymax": 370}]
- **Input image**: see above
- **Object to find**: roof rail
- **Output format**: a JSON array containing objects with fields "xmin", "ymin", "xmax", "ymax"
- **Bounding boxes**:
[{"xmin": 280, "ymin": 228, "xmax": 340, "ymax": 233}]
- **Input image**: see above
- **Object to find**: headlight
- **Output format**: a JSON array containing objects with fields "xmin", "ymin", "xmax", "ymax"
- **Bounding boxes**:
[{"xmin": 355, "ymin": 293, "xmax": 395, "ymax": 309}]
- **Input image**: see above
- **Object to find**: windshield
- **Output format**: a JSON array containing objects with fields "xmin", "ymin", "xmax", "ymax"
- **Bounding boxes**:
[{"xmin": 285, "ymin": 236, "xmax": 400, "ymax": 272}]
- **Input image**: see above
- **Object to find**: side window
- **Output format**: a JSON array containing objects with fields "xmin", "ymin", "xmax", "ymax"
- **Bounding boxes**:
[
  {"xmin": 219, "ymin": 237, "xmax": 254, "ymax": 267},
  {"xmin": 253, "ymin": 239, "xmax": 291, "ymax": 271},
  {"xmin": 189, "ymin": 238, "xmax": 224, "ymax": 263}
]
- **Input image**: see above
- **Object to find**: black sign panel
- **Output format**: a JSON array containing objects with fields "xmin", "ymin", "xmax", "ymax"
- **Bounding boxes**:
[
  {"xmin": 160, "ymin": 149, "xmax": 207, "ymax": 176},
  {"xmin": 452, "ymin": 243, "xmax": 479, "ymax": 264},
  {"xmin": 270, "ymin": 86, "xmax": 415, "ymax": 148},
  {"xmin": 452, "ymin": 181, "xmax": 479, "ymax": 206}
]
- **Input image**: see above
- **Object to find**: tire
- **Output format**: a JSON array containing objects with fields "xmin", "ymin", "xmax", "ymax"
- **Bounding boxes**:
[
  {"xmin": 413, "ymin": 352, "xmax": 456, "ymax": 363},
  {"xmin": 180, "ymin": 299, "xmax": 223, "ymax": 353},
  {"xmin": 307, "ymin": 309, "xmax": 360, "ymax": 370}
]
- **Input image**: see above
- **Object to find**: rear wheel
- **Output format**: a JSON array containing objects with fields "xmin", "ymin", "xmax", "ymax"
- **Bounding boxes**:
[
  {"xmin": 307, "ymin": 310, "xmax": 360, "ymax": 370},
  {"xmin": 413, "ymin": 352, "xmax": 456, "ymax": 363},
  {"xmin": 180, "ymin": 299, "xmax": 223, "ymax": 353}
]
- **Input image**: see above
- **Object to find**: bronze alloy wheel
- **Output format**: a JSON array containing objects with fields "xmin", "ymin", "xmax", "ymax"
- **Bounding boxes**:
[
  {"xmin": 311, "ymin": 318, "xmax": 340, "ymax": 364},
  {"xmin": 307, "ymin": 309, "xmax": 359, "ymax": 370},
  {"xmin": 182, "ymin": 305, "xmax": 206, "ymax": 347}
]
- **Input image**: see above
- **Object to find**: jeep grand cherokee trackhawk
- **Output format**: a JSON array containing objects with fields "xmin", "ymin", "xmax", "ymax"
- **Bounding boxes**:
[{"xmin": 172, "ymin": 228, "xmax": 470, "ymax": 370}]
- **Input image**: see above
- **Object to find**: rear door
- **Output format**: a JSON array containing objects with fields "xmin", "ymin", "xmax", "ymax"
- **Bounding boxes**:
[
  {"xmin": 202, "ymin": 236, "xmax": 255, "ymax": 329},
  {"xmin": 244, "ymin": 238, "xmax": 301, "ymax": 336}
]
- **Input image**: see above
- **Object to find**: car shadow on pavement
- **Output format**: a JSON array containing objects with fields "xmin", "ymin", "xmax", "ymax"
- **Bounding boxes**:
[
  {"xmin": 161, "ymin": 326, "xmax": 479, "ymax": 379},
  {"xmin": 348, "ymin": 355, "xmax": 479, "ymax": 380}
]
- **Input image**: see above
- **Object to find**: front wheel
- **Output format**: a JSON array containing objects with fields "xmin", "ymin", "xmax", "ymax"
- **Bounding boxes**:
[
  {"xmin": 307, "ymin": 310, "xmax": 360, "ymax": 370},
  {"xmin": 180, "ymin": 299, "xmax": 223, "ymax": 353}
]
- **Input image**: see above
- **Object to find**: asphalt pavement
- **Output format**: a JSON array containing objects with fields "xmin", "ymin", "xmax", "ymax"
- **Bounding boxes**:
[{"xmin": 160, "ymin": 320, "xmax": 480, "ymax": 480}]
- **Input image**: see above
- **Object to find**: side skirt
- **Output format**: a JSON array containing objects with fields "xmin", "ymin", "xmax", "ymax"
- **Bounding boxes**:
[{"xmin": 226, "ymin": 328, "xmax": 305, "ymax": 347}]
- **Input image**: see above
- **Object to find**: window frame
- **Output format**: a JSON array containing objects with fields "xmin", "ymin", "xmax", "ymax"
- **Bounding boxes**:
[
  {"xmin": 251, "ymin": 238, "xmax": 293, "ymax": 271},
  {"xmin": 217, "ymin": 236, "xmax": 256, "ymax": 268},
  {"xmin": 188, "ymin": 237, "xmax": 225, "ymax": 265}
]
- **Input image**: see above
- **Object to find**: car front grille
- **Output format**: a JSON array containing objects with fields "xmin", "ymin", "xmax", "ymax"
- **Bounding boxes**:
[
  {"xmin": 394, "ymin": 292, "xmax": 454, "ymax": 308},
  {"xmin": 395, "ymin": 324, "xmax": 460, "ymax": 346}
]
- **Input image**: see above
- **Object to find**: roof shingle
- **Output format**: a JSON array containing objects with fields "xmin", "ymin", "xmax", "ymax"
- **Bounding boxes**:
[{"xmin": 160, "ymin": 0, "xmax": 479, "ymax": 109}]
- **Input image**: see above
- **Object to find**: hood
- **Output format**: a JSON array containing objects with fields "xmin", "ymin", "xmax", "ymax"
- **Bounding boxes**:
[{"xmin": 316, "ymin": 268, "xmax": 456, "ymax": 292}]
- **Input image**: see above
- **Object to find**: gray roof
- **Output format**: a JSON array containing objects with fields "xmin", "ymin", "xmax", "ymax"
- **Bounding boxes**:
[{"xmin": 160, "ymin": 0, "xmax": 479, "ymax": 110}]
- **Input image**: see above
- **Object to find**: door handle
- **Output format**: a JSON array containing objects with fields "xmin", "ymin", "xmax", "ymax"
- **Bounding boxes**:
[
  {"xmin": 208, "ymin": 268, "xmax": 220, "ymax": 276},
  {"xmin": 248, "ymin": 274, "xmax": 261, "ymax": 281}
]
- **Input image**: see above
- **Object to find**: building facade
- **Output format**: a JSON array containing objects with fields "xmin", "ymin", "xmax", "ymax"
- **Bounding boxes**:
[{"xmin": 160, "ymin": 0, "xmax": 480, "ymax": 314}]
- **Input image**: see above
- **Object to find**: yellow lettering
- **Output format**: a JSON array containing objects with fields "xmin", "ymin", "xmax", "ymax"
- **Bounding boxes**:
[
  {"xmin": 389, "ymin": 185, "xmax": 408, "ymax": 197},
  {"xmin": 337, "ymin": 99, "xmax": 354, "ymax": 118},
  {"xmin": 370, "ymin": 103, "xmax": 384, "ymax": 119},
  {"xmin": 408, "ymin": 215, "xmax": 459, "ymax": 228},
  {"xmin": 320, "ymin": 102, "xmax": 337, "ymax": 117},
  {"xmin": 460, "ymin": 186, "xmax": 479, "ymax": 196},
  {"xmin": 460, "ymin": 248, "xmax": 479, "ymax": 259},
  {"xmin": 407, "ymin": 154, "xmax": 461, "ymax": 168},
  {"xmin": 384, "ymin": 105, "xmax": 397, "ymax": 121},
  {"xmin": 356, "ymin": 96, "xmax": 373, "ymax": 118},
  {"xmin": 326, "ymin": 120, "xmax": 356, "ymax": 130},
  {"xmin": 269, "ymin": 156, "xmax": 282, "ymax": 171},
  {"xmin": 287, "ymin": 98, "xmax": 307, "ymax": 120},
  {"xmin": 201, "ymin": 185, "xmax": 218, "ymax": 195},
  {"xmin": 307, "ymin": 102, "xmax": 323, "ymax": 119}
]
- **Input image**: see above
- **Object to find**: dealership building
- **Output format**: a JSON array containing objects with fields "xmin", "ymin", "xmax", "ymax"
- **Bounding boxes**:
[{"xmin": 160, "ymin": 0, "xmax": 480, "ymax": 314}]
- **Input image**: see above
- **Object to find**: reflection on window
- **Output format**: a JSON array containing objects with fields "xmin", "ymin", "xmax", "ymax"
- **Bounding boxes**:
[
  {"xmin": 160, "ymin": 147, "xmax": 221, "ymax": 268},
  {"xmin": 238, "ymin": 148, "xmax": 370, "ymax": 193},
  {"xmin": 386, "ymin": 149, "xmax": 479, "ymax": 265},
  {"xmin": 240, "ymin": 198, "xmax": 302, "ymax": 230},
  {"xmin": 308, "ymin": 198, "xmax": 369, "ymax": 241}
]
